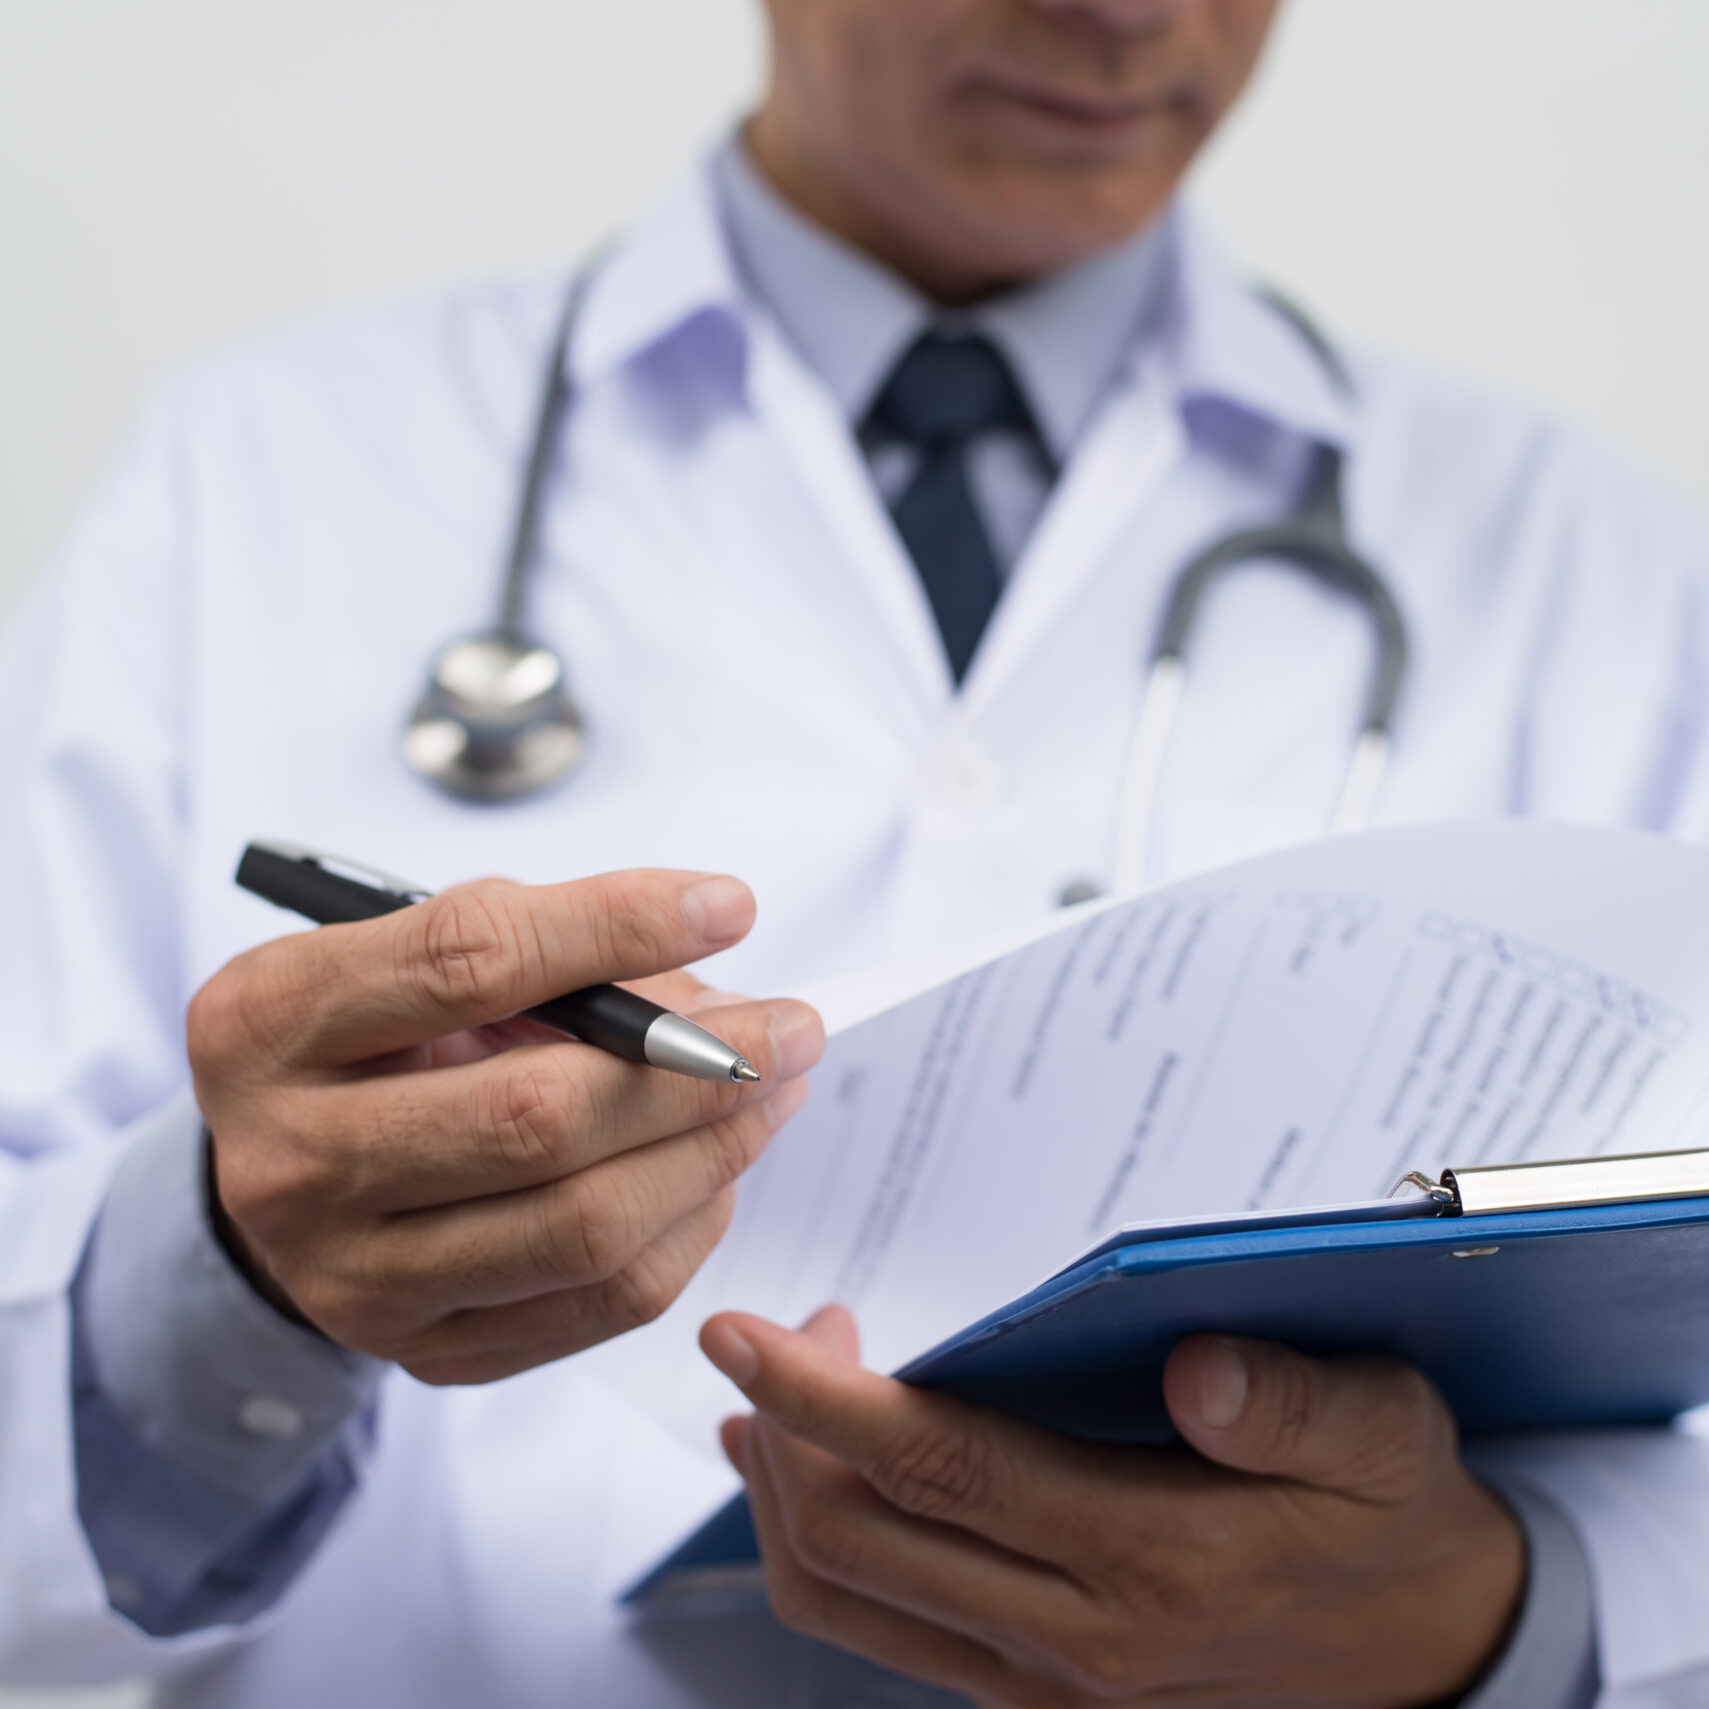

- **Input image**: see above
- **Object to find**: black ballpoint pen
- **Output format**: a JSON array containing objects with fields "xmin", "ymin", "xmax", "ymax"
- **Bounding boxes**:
[{"xmin": 234, "ymin": 841, "xmax": 762, "ymax": 1084}]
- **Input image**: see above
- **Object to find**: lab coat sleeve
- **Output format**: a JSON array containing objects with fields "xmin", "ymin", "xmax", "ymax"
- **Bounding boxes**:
[
  {"xmin": 1469, "ymin": 481, "xmax": 1709, "ymax": 1704},
  {"xmin": 0, "ymin": 390, "xmax": 361, "ymax": 1685},
  {"xmin": 1469, "ymin": 1428, "xmax": 1709, "ymax": 1701}
]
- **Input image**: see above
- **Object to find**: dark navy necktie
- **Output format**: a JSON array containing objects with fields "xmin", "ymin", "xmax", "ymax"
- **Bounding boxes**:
[{"xmin": 865, "ymin": 330, "xmax": 1040, "ymax": 684}]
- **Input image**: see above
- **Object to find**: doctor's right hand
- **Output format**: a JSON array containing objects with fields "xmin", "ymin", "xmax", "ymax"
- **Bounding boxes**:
[{"xmin": 187, "ymin": 870, "xmax": 823, "ymax": 1383}]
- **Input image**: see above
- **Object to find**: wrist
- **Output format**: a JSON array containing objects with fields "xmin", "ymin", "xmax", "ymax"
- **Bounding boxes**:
[{"xmin": 1406, "ymin": 1477, "xmax": 1528, "ymax": 1705}]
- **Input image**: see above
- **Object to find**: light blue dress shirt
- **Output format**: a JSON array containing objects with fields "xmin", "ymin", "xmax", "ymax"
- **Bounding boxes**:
[
  {"xmin": 714, "ymin": 141, "xmax": 1172, "ymax": 577},
  {"xmin": 71, "ymin": 138, "xmax": 1598, "ymax": 1706}
]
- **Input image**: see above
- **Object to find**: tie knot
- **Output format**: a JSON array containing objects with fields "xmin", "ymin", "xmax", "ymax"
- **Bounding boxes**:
[{"xmin": 867, "ymin": 330, "xmax": 1035, "ymax": 450}]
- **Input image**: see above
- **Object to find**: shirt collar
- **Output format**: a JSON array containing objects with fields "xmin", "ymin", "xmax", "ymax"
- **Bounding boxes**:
[
  {"xmin": 571, "ymin": 146, "xmax": 1354, "ymax": 455},
  {"xmin": 712, "ymin": 141, "xmax": 921, "ymax": 431},
  {"xmin": 972, "ymin": 223, "xmax": 1171, "ymax": 460},
  {"xmin": 712, "ymin": 137, "xmax": 1172, "ymax": 464}
]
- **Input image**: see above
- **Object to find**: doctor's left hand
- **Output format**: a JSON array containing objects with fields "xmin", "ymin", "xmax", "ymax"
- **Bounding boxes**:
[{"xmin": 701, "ymin": 1308, "xmax": 1525, "ymax": 1708}]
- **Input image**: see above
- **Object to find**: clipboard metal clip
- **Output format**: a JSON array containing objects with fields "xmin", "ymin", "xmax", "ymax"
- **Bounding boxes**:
[
  {"xmin": 1394, "ymin": 1147, "xmax": 1709, "ymax": 1218},
  {"xmin": 1394, "ymin": 1171, "xmax": 1458, "ymax": 1210}
]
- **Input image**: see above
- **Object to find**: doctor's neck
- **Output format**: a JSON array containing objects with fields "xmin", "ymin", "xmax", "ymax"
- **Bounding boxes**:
[{"xmin": 746, "ymin": 0, "xmax": 1279, "ymax": 306}]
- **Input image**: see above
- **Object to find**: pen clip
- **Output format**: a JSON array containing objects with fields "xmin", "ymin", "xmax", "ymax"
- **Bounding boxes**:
[{"xmin": 250, "ymin": 839, "xmax": 434, "ymax": 904}]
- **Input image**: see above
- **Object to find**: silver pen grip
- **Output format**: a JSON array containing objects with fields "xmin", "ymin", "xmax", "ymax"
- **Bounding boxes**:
[{"xmin": 643, "ymin": 1011, "xmax": 761, "ymax": 1082}]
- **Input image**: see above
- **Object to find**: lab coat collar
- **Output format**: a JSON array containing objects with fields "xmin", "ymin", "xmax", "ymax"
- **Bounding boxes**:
[
  {"xmin": 571, "ymin": 157, "xmax": 1355, "ymax": 456},
  {"xmin": 1158, "ymin": 208, "xmax": 1355, "ymax": 451},
  {"xmin": 569, "ymin": 163, "xmax": 751, "ymax": 396}
]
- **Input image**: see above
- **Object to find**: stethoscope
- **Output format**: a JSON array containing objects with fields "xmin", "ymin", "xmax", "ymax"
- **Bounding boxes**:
[
  {"xmin": 401, "ymin": 269, "xmax": 596, "ymax": 803},
  {"xmin": 402, "ymin": 272, "xmax": 1409, "ymax": 895}
]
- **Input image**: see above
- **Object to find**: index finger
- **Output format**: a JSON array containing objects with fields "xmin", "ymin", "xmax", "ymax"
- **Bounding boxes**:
[
  {"xmin": 253, "ymin": 869, "xmax": 757, "ymax": 1066},
  {"xmin": 700, "ymin": 1310, "xmax": 1108, "ymax": 1565}
]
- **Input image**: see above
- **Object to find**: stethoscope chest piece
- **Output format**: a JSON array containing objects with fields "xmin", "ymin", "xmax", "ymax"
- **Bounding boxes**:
[{"xmin": 403, "ymin": 630, "xmax": 586, "ymax": 803}]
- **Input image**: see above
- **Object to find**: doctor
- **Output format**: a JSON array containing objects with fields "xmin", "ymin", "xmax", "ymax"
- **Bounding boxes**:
[{"xmin": 4, "ymin": 0, "xmax": 1709, "ymax": 1704}]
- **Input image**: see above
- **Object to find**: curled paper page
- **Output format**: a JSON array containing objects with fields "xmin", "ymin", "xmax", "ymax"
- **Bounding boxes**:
[{"xmin": 584, "ymin": 821, "xmax": 1709, "ymax": 1455}]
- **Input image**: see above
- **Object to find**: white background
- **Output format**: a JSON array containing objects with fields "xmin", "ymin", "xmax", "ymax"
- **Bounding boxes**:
[{"xmin": 1, "ymin": 2, "xmax": 1705, "ymax": 1703}]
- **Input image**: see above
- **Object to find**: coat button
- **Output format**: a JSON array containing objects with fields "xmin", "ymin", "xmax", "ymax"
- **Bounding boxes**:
[
  {"xmin": 929, "ymin": 737, "xmax": 1001, "ymax": 814},
  {"xmin": 239, "ymin": 1394, "xmax": 305, "ymax": 1438}
]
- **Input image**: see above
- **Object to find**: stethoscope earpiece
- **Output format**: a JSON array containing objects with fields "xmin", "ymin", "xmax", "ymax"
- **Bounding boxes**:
[{"xmin": 403, "ymin": 631, "xmax": 586, "ymax": 803}]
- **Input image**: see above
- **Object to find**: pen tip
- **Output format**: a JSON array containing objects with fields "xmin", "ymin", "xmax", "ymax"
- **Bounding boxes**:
[{"xmin": 732, "ymin": 1060, "xmax": 762, "ymax": 1083}]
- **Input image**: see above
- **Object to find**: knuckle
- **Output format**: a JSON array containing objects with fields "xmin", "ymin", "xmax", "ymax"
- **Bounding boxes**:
[
  {"xmin": 184, "ymin": 974, "xmax": 241, "ymax": 1069},
  {"xmin": 788, "ymin": 1499, "xmax": 865, "ymax": 1584},
  {"xmin": 1065, "ymin": 1632, "xmax": 1150, "ymax": 1700},
  {"xmin": 408, "ymin": 886, "xmax": 515, "ymax": 1015},
  {"xmin": 304, "ymin": 1263, "xmax": 426, "ymax": 1356},
  {"xmin": 1389, "ymin": 1362, "xmax": 1449, "ymax": 1442},
  {"xmin": 486, "ymin": 1056, "xmax": 575, "ymax": 1175},
  {"xmin": 764, "ymin": 1567, "xmax": 830, "ymax": 1640},
  {"xmin": 188, "ymin": 953, "xmax": 291, "ymax": 1074},
  {"xmin": 403, "ymin": 1348, "xmax": 521, "ymax": 1388},
  {"xmin": 563, "ymin": 1175, "xmax": 644, "ymax": 1281},
  {"xmin": 213, "ymin": 1131, "xmax": 321, "ymax": 1237},
  {"xmin": 696, "ymin": 1103, "xmax": 775, "ymax": 1189},
  {"xmin": 207, "ymin": 1136, "xmax": 269, "ymax": 1225},
  {"xmin": 600, "ymin": 1251, "xmax": 682, "ymax": 1333},
  {"xmin": 581, "ymin": 872, "xmax": 681, "ymax": 975},
  {"xmin": 1368, "ymin": 1362, "xmax": 1452, "ymax": 1490},
  {"xmin": 1141, "ymin": 1540, "xmax": 1225, "ymax": 1625},
  {"xmin": 1262, "ymin": 1357, "xmax": 1318, "ymax": 1459},
  {"xmin": 522, "ymin": 1180, "xmax": 608, "ymax": 1285},
  {"xmin": 878, "ymin": 1416, "xmax": 992, "ymax": 1521},
  {"xmin": 288, "ymin": 1270, "xmax": 364, "ymax": 1340},
  {"xmin": 400, "ymin": 1358, "xmax": 465, "ymax": 1388}
]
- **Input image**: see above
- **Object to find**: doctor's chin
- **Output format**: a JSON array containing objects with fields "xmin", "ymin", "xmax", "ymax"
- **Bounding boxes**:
[{"xmin": 6, "ymin": 3, "xmax": 1709, "ymax": 1707}]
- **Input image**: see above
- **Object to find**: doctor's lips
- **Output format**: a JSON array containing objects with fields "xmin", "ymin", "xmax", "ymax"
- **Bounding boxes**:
[{"xmin": 968, "ymin": 76, "xmax": 1196, "ymax": 141}]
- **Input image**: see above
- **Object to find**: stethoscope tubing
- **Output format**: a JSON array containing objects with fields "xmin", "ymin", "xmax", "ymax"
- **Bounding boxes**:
[
  {"xmin": 410, "ymin": 265, "xmax": 1412, "ymax": 899},
  {"xmin": 1110, "ymin": 452, "xmax": 1409, "ymax": 893},
  {"xmin": 495, "ymin": 265, "xmax": 600, "ymax": 638}
]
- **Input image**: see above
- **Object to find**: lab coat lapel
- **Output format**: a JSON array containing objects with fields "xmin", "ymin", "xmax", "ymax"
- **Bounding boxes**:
[
  {"xmin": 744, "ymin": 313, "xmax": 956, "ymax": 714},
  {"xmin": 961, "ymin": 349, "xmax": 1186, "ymax": 713},
  {"xmin": 742, "ymin": 322, "xmax": 1191, "ymax": 725},
  {"xmin": 581, "ymin": 160, "xmax": 959, "ymax": 720}
]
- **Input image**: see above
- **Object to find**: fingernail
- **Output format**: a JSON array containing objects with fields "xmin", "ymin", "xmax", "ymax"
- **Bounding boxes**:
[
  {"xmin": 702, "ymin": 1320, "xmax": 760, "ymax": 1389},
  {"xmin": 768, "ymin": 1004, "xmax": 825, "ymax": 1080},
  {"xmin": 1196, "ymin": 1341, "xmax": 1249, "ymax": 1428},
  {"xmin": 681, "ymin": 876, "xmax": 754, "ymax": 948}
]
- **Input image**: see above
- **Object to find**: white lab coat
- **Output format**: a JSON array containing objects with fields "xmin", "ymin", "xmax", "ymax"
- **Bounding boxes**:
[{"xmin": 4, "ymin": 157, "xmax": 1709, "ymax": 1707}]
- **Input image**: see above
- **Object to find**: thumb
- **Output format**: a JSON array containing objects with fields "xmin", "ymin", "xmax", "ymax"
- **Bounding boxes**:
[
  {"xmin": 799, "ymin": 1302, "xmax": 861, "ymax": 1362},
  {"xmin": 699, "ymin": 1302, "xmax": 861, "ymax": 1392},
  {"xmin": 1163, "ymin": 1334, "xmax": 1452, "ymax": 1500}
]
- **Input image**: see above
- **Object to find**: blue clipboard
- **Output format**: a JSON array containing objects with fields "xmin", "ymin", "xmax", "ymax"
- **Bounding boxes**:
[{"xmin": 624, "ymin": 1150, "xmax": 1709, "ymax": 1608}]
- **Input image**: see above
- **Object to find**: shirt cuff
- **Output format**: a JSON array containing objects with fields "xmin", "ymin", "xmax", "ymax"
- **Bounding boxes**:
[
  {"xmin": 81, "ymin": 1088, "xmax": 383, "ymax": 1501},
  {"xmin": 1460, "ymin": 1472, "xmax": 1600, "ymax": 1709},
  {"xmin": 72, "ymin": 1090, "xmax": 385, "ymax": 1633}
]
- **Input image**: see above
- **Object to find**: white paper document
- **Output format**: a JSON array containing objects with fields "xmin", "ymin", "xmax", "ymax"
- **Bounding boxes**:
[{"xmin": 590, "ymin": 822, "xmax": 1709, "ymax": 1450}]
